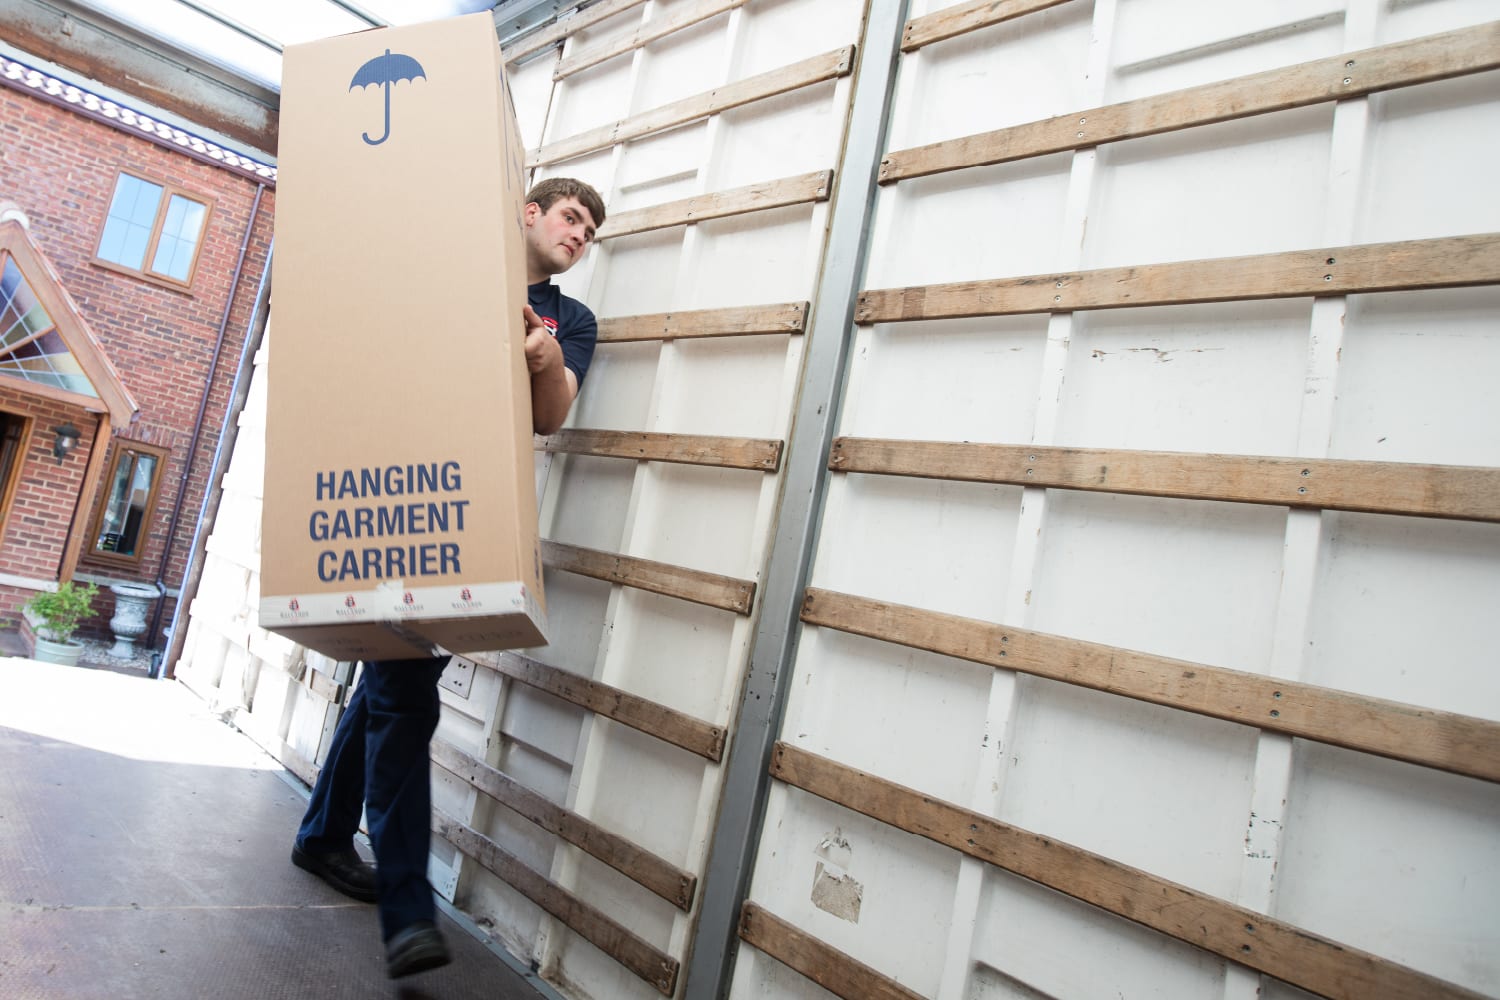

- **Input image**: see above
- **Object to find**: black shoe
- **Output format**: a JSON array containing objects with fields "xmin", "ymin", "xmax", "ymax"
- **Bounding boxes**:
[
  {"xmin": 386, "ymin": 921, "xmax": 451, "ymax": 979},
  {"xmin": 291, "ymin": 843, "xmax": 378, "ymax": 903}
]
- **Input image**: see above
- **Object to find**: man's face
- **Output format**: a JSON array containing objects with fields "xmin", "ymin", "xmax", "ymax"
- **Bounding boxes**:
[{"xmin": 524, "ymin": 196, "xmax": 598, "ymax": 277}]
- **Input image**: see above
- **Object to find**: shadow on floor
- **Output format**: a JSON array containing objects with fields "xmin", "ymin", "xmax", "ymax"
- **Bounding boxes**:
[{"xmin": 0, "ymin": 657, "xmax": 552, "ymax": 1000}]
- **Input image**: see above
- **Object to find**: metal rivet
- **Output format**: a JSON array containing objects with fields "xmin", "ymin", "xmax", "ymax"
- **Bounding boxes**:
[
  {"xmin": 1298, "ymin": 486, "xmax": 1307, "ymax": 494},
  {"xmin": 1343, "ymin": 77, "xmax": 1352, "ymax": 85},
  {"xmin": 1300, "ymin": 469, "xmax": 1310, "ymax": 476},
  {"xmin": 1270, "ymin": 709, "xmax": 1280, "ymax": 718},
  {"xmin": 1273, "ymin": 691, "xmax": 1282, "ymax": 699},
  {"xmin": 1325, "ymin": 258, "xmax": 1336, "ymax": 265},
  {"xmin": 1324, "ymin": 274, "xmax": 1333, "ymax": 281}
]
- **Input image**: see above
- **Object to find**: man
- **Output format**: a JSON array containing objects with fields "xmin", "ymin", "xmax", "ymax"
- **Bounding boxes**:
[{"xmin": 291, "ymin": 177, "xmax": 605, "ymax": 979}]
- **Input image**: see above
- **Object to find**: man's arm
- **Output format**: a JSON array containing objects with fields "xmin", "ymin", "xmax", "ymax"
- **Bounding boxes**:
[{"xmin": 524, "ymin": 304, "xmax": 578, "ymax": 435}]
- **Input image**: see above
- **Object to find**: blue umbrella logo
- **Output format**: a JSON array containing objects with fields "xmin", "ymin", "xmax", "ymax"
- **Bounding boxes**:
[{"xmin": 349, "ymin": 48, "xmax": 426, "ymax": 146}]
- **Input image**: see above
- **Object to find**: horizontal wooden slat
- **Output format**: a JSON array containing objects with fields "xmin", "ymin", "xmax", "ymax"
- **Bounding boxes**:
[
  {"xmin": 433, "ymin": 809, "xmax": 679, "ymax": 996},
  {"xmin": 738, "ymin": 902, "xmax": 925, "ymax": 1000},
  {"xmin": 856, "ymin": 234, "xmax": 1500, "ymax": 322},
  {"xmin": 543, "ymin": 539, "xmax": 756, "ymax": 615},
  {"xmin": 771, "ymin": 744, "xmax": 1487, "ymax": 1000},
  {"xmin": 540, "ymin": 428, "xmax": 783, "ymax": 471},
  {"xmin": 501, "ymin": 0, "xmax": 648, "ymax": 63},
  {"xmin": 529, "ymin": 46, "xmax": 855, "ymax": 167},
  {"xmin": 474, "ymin": 650, "xmax": 726, "ymax": 761},
  {"xmin": 597, "ymin": 170, "xmax": 833, "ymax": 240},
  {"xmin": 881, "ymin": 22, "xmax": 1500, "ymax": 182},
  {"xmin": 829, "ymin": 438, "xmax": 1500, "ymax": 523},
  {"xmin": 598, "ymin": 301, "xmax": 808, "ymax": 342},
  {"xmin": 902, "ymin": 0, "xmax": 1076, "ymax": 52},
  {"xmin": 555, "ymin": 0, "xmax": 748, "ymax": 79},
  {"xmin": 801, "ymin": 588, "xmax": 1500, "ymax": 784},
  {"xmin": 431, "ymin": 740, "xmax": 697, "ymax": 909}
]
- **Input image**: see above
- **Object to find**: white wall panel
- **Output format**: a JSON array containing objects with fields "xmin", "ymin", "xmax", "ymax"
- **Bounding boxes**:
[
  {"xmin": 971, "ymin": 869, "xmax": 1231, "ymax": 998},
  {"xmin": 811, "ymin": 476, "xmax": 1021, "ymax": 618},
  {"xmin": 1031, "ymin": 492, "xmax": 1287, "ymax": 668},
  {"xmin": 753, "ymin": 784, "xmax": 964, "ymax": 996},
  {"xmin": 1332, "ymin": 288, "xmax": 1500, "ymax": 465},
  {"xmin": 1303, "ymin": 513, "xmax": 1500, "ymax": 716},
  {"xmin": 733, "ymin": 0, "xmax": 865, "ymax": 74},
  {"xmin": 1276, "ymin": 744, "xmax": 1500, "ymax": 993},
  {"xmin": 781, "ymin": 628, "xmax": 994, "ymax": 802},
  {"xmin": 895, "ymin": 3, "xmax": 1095, "ymax": 144},
  {"xmin": 999, "ymin": 678, "xmax": 1258, "ymax": 895},
  {"xmin": 869, "ymin": 160, "xmax": 1075, "ymax": 285},
  {"xmin": 1061, "ymin": 300, "xmax": 1313, "ymax": 455},
  {"xmin": 1355, "ymin": 76, "xmax": 1500, "ymax": 243},
  {"xmin": 688, "ymin": 207, "xmax": 829, "ymax": 306},
  {"xmin": 607, "ymin": 589, "xmax": 735, "ymax": 720},
  {"xmin": 1110, "ymin": 1, "xmax": 1345, "ymax": 102},
  {"xmin": 1084, "ymin": 107, "xmax": 1334, "ymax": 267}
]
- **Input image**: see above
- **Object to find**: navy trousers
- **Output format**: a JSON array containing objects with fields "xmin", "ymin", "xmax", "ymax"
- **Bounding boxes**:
[{"xmin": 296, "ymin": 655, "xmax": 449, "ymax": 941}]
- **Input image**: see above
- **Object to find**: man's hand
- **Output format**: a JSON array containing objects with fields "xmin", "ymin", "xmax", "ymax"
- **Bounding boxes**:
[
  {"xmin": 523, "ymin": 304, "xmax": 563, "ymax": 376},
  {"xmin": 522, "ymin": 303, "xmax": 578, "ymax": 435}
]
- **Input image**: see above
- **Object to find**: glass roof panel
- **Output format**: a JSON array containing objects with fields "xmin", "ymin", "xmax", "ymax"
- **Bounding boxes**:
[{"xmin": 77, "ymin": 0, "xmax": 499, "ymax": 92}]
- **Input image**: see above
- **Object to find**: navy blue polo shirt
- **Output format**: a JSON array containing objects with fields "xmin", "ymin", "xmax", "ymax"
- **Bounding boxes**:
[{"xmin": 528, "ymin": 280, "xmax": 597, "ymax": 389}]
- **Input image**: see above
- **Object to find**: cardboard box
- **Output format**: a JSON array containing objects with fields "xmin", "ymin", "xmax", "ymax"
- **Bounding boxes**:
[{"xmin": 259, "ymin": 13, "xmax": 544, "ymax": 661}]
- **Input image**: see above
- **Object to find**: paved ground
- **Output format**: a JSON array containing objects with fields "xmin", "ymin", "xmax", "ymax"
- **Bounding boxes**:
[{"xmin": 0, "ymin": 656, "xmax": 555, "ymax": 1000}]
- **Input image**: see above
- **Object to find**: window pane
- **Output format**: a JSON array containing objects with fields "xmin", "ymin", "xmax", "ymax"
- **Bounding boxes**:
[
  {"xmin": 98, "ymin": 176, "xmax": 163, "ymax": 269},
  {"xmin": 0, "ymin": 258, "xmax": 54, "ymax": 348},
  {"xmin": 93, "ymin": 450, "xmax": 158, "ymax": 558},
  {"xmin": 149, "ymin": 195, "xmax": 206, "ymax": 282}
]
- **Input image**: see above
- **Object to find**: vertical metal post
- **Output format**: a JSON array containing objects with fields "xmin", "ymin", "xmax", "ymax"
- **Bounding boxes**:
[{"xmin": 680, "ymin": 1, "xmax": 910, "ymax": 995}]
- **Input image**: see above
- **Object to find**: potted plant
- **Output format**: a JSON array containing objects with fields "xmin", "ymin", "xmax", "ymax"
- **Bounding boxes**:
[{"xmin": 25, "ymin": 580, "xmax": 99, "ymax": 666}]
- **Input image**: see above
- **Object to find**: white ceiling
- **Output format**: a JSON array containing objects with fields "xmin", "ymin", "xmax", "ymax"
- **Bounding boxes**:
[{"xmin": 78, "ymin": 0, "xmax": 502, "ymax": 92}]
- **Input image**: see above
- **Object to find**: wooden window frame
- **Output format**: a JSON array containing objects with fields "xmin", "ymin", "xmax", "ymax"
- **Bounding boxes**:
[
  {"xmin": 92, "ymin": 170, "xmax": 215, "ymax": 291},
  {"xmin": 85, "ymin": 439, "xmax": 169, "ymax": 566}
]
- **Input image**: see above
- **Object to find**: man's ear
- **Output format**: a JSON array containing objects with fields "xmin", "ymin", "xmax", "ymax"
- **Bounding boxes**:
[{"xmin": 523, "ymin": 202, "xmax": 541, "ymax": 226}]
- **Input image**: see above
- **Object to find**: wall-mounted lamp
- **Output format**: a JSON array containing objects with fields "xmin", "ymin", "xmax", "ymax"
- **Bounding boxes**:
[{"xmin": 52, "ymin": 423, "xmax": 80, "ymax": 464}]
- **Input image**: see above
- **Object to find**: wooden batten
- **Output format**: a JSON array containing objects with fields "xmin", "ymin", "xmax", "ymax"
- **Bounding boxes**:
[
  {"xmin": 856, "ymin": 233, "xmax": 1500, "ymax": 322},
  {"xmin": 902, "ymin": 0, "xmax": 1077, "ymax": 52},
  {"xmin": 539, "ymin": 428, "xmax": 784, "ymax": 472},
  {"xmin": 431, "ymin": 740, "xmax": 698, "ymax": 910},
  {"xmin": 597, "ymin": 170, "xmax": 834, "ymax": 240},
  {"xmin": 433, "ymin": 810, "xmax": 680, "ymax": 996},
  {"xmin": 528, "ymin": 46, "xmax": 856, "ymax": 167},
  {"xmin": 738, "ymin": 902, "xmax": 926, "ymax": 1000},
  {"xmin": 554, "ymin": 0, "xmax": 748, "ymax": 80},
  {"xmin": 502, "ymin": 0, "xmax": 649, "ymax": 63},
  {"xmin": 828, "ymin": 438, "xmax": 1500, "ymax": 523},
  {"xmin": 597, "ymin": 301, "xmax": 808, "ymax": 342},
  {"xmin": 543, "ymin": 539, "xmax": 756, "ymax": 615},
  {"xmin": 800, "ymin": 587, "xmax": 1500, "ymax": 784},
  {"xmin": 880, "ymin": 22, "xmax": 1500, "ymax": 182},
  {"xmin": 770, "ymin": 744, "xmax": 1488, "ymax": 1000},
  {"xmin": 470, "ymin": 650, "xmax": 726, "ymax": 761}
]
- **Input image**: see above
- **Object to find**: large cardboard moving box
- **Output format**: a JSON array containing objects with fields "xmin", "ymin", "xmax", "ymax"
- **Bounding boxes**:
[{"xmin": 260, "ymin": 13, "xmax": 544, "ymax": 661}]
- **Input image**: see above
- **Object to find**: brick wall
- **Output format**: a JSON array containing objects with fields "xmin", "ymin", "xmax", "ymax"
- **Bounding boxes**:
[{"xmin": 0, "ymin": 78, "xmax": 275, "ymax": 646}]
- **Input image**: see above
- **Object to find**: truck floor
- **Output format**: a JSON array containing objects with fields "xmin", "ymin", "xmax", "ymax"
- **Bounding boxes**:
[{"xmin": 0, "ymin": 656, "xmax": 551, "ymax": 1000}]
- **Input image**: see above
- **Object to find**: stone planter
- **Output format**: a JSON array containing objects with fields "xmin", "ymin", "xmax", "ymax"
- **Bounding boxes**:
[
  {"xmin": 32, "ymin": 635, "xmax": 84, "ymax": 667},
  {"xmin": 108, "ymin": 583, "xmax": 159, "ymax": 659}
]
